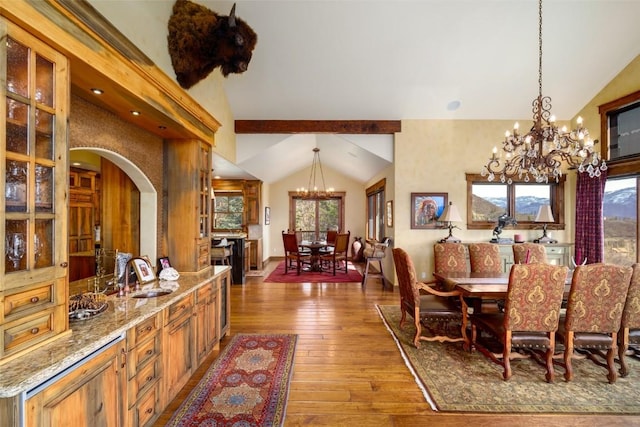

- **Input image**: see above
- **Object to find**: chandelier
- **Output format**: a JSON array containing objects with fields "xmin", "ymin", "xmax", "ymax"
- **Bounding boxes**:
[
  {"xmin": 296, "ymin": 148, "xmax": 334, "ymax": 199},
  {"xmin": 481, "ymin": 0, "xmax": 606, "ymax": 184}
]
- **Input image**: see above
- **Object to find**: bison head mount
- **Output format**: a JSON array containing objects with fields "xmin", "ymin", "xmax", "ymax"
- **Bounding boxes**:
[{"xmin": 168, "ymin": 0, "xmax": 257, "ymax": 89}]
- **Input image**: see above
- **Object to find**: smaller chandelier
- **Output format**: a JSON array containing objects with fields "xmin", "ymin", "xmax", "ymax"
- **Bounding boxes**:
[
  {"xmin": 481, "ymin": 0, "xmax": 607, "ymax": 184},
  {"xmin": 296, "ymin": 148, "xmax": 334, "ymax": 199}
]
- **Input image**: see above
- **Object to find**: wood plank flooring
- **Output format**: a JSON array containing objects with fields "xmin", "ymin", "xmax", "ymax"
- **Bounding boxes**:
[{"xmin": 155, "ymin": 261, "xmax": 640, "ymax": 426}]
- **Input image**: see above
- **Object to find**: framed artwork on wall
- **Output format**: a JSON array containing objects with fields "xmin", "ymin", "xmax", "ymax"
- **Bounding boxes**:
[
  {"xmin": 265, "ymin": 206, "xmax": 271, "ymax": 225},
  {"xmin": 386, "ymin": 200, "xmax": 393, "ymax": 228},
  {"xmin": 411, "ymin": 192, "xmax": 448, "ymax": 229}
]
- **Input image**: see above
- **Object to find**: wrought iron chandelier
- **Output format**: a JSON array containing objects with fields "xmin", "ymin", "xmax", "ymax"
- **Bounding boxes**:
[
  {"xmin": 481, "ymin": 0, "xmax": 606, "ymax": 184},
  {"xmin": 296, "ymin": 148, "xmax": 334, "ymax": 199}
]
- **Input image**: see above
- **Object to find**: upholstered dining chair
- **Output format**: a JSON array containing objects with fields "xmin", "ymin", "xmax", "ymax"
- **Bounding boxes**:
[
  {"xmin": 470, "ymin": 263, "xmax": 568, "ymax": 382},
  {"xmin": 211, "ymin": 238, "xmax": 232, "ymax": 266},
  {"xmin": 393, "ymin": 248, "xmax": 463, "ymax": 348},
  {"xmin": 361, "ymin": 237, "xmax": 392, "ymax": 288},
  {"xmin": 433, "ymin": 242, "xmax": 467, "ymax": 277},
  {"xmin": 556, "ymin": 263, "xmax": 633, "ymax": 384},
  {"xmin": 619, "ymin": 263, "xmax": 640, "ymax": 377},
  {"xmin": 320, "ymin": 231, "xmax": 350, "ymax": 275},
  {"xmin": 468, "ymin": 243, "xmax": 502, "ymax": 273},
  {"xmin": 512, "ymin": 242, "xmax": 548, "ymax": 265},
  {"xmin": 282, "ymin": 230, "xmax": 311, "ymax": 275}
]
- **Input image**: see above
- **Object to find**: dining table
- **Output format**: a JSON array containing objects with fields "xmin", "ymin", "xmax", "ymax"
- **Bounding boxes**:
[
  {"xmin": 432, "ymin": 271, "xmax": 573, "ymax": 351},
  {"xmin": 300, "ymin": 241, "xmax": 330, "ymax": 272}
]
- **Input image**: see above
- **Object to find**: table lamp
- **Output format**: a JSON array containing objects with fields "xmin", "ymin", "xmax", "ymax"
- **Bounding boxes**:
[
  {"xmin": 438, "ymin": 201, "xmax": 462, "ymax": 243},
  {"xmin": 533, "ymin": 204, "xmax": 557, "ymax": 244}
]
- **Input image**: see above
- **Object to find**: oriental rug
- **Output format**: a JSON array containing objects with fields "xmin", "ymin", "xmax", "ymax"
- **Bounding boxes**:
[
  {"xmin": 264, "ymin": 261, "xmax": 363, "ymax": 283},
  {"xmin": 166, "ymin": 333, "xmax": 297, "ymax": 426},
  {"xmin": 377, "ymin": 304, "xmax": 640, "ymax": 413}
]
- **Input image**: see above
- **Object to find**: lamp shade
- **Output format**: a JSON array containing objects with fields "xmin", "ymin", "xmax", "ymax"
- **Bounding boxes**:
[
  {"xmin": 534, "ymin": 204, "xmax": 554, "ymax": 223},
  {"xmin": 439, "ymin": 201, "xmax": 462, "ymax": 223}
]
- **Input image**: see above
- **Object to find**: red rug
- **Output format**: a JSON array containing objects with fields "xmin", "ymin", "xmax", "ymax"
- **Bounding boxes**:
[
  {"xmin": 264, "ymin": 261, "xmax": 363, "ymax": 283},
  {"xmin": 166, "ymin": 334, "xmax": 297, "ymax": 426}
]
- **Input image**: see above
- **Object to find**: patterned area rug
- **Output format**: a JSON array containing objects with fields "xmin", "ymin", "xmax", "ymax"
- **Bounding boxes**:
[
  {"xmin": 166, "ymin": 334, "xmax": 297, "ymax": 426},
  {"xmin": 377, "ymin": 305, "xmax": 640, "ymax": 413},
  {"xmin": 264, "ymin": 261, "xmax": 363, "ymax": 283}
]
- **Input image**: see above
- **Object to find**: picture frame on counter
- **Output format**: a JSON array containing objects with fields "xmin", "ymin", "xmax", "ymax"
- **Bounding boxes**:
[
  {"xmin": 157, "ymin": 256, "xmax": 171, "ymax": 275},
  {"xmin": 133, "ymin": 257, "xmax": 156, "ymax": 284}
]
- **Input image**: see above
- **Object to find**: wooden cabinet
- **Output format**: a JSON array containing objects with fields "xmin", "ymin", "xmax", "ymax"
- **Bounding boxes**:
[
  {"xmin": 162, "ymin": 293, "xmax": 195, "ymax": 406},
  {"xmin": 166, "ymin": 140, "xmax": 211, "ymax": 272},
  {"xmin": 1, "ymin": 19, "xmax": 70, "ymax": 364},
  {"xmin": 244, "ymin": 180, "xmax": 262, "ymax": 225},
  {"xmin": 248, "ymin": 238, "xmax": 263, "ymax": 270},
  {"xmin": 25, "ymin": 338, "xmax": 126, "ymax": 427},
  {"xmin": 218, "ymin": 269, "xmax": 231, "ymax": 338},
  {"xmin": 69, "ymin": 169, "xmax": 97, "ymax": 256},
  {"xmin": 195, "ymin": 280, "xmax": 218, "ymax": 365},
  {"xmin": 126, "ymin": 313, "xmax": 162, "ymax": 427},
  {"xmin": 463, "ymin": 243, "xmax": 573, "ymax": 273}
]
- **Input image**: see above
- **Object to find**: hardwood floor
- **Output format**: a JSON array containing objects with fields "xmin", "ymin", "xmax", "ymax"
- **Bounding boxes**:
[{"xmin": 156, "ymin": 261, "xmax": 640, "ymax": 426}]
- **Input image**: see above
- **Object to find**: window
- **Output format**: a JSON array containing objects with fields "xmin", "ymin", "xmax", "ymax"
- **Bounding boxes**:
[
  {"xmin": 366, "ymin": 179, "xmax": 385, "ymax": 241},
  {"xmin": 604, "ymin": 177, "xmax": 638, "ymax": 266},
  {"xmin": 213, "ymin": 193, "xmax": 244, "ymax": 230},
  {"xmin": 466, "ymin": 173, "xmax": 565, "ymax": 230},
  {"xmin": 289, "ymin": 193, "xmax": 344, "ymax": 242},
  {"xmin": 599, "ymin": 89, "xmax": 640, "ymax": 175}
]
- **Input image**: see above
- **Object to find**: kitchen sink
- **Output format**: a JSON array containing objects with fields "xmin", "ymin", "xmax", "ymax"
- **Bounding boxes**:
[{"xmin": 131, "ymin": 289, "xmax": 173, "ymax": 298}]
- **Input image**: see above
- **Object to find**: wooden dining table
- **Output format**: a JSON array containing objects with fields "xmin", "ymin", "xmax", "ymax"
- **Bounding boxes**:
[
  {"xmin": 300, "ymin": 241, "xmax": 330, "ymax": 272},
  {"xmin": 432, "ymin": 271, "xmax": 572, "ymax": 351}
]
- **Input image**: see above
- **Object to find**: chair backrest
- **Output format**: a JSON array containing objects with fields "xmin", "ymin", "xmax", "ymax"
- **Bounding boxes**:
[
  {"xmin": 433, "ymin": 242, "xmax": 467, "ymax": 274},
  {"xmin": 621, "ymin": 263, "xmax": 640, "ymax": 329},
  {"xmin": 468, "ymin": 242, "xmax": 502, "ymax": 273},
  {"xmin": 512, "ymin": 243, "xmax": 548, "ymax": 264},
  {"xmin": 565, "ymin": 263, "xmax": 633, "ymax": 333},
  {"xmin": 504, "ymin": 263, "xmax": 568, "ymax": 332},
  {"xmin": 326, "ymin": 230, "xmax": 338, "ymax": 245},
  {"xmin": 282, "ymin": 231, "xmax": 300, "ymax": 254},
  {"xmin": 364, "ymin": 237, "xmax": 391, "ymax": 259},
  {"xmin": 393, "ymin": 247, "xmax": 420, "ymax": 310},
  {"xmin": 333, "ymin": 231, "xmax": 350, "ymax": 254}
]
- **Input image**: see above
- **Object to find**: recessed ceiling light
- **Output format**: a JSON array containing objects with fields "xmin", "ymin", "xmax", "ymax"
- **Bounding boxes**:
[
  {"xmin": 158, "ymin": 125, "xmax": 167, "ymax": 130},
  {"xmin": 90, "ymin": 88, "xmax": 104, "ymax": 95},
  {"xmin": 447, "ymin": 100, "xmax": 461, "ymax": 111},
  {"xmin": 71, "ymin": 162, "xmax": 82, "ymax": 166},
  {"xmin": 130, "ymin": 110, "xmax": 141, "ymax": 116}
]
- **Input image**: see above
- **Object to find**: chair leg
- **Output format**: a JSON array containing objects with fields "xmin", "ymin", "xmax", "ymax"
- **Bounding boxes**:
[
  {"xmin": 619, "ymin": 329, "xmax": 630, "ymax": 377},
  {"xmin": 607, "ymin": 340, "xmax": 618, "ymax": 384},
  {"xmin": 503, "ymin": 333, "xmax": 512, "ymax": 381},
  {"xmin": 413, "ymin": 308, "xmax": 422, "ymax": 348},
  {"xmin": 378, "ymin": 259, "xmax": 387, "ymax": 288},
  {"xmin": 564, "ymin": 332, "xmax": 574, "ymax": 382},
  {"xmin": 545, "ymin": 346, "xmax": 555, "ymax": 383},
  {"xmin": 361, "ymin": 259, "xmax": 371, "ymax": 287}
]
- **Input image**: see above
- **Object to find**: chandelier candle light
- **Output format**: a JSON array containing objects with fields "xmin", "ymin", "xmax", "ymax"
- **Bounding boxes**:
[
  {"xmin": 297, "ymin": 148, "xmax": 334, "ymax": 199},
  {"xmin": 481, "ymin": 0, "xmax": 606, "ymax": 184},
  {"xmin": 438, "ymin": 201, "xmax": 463, "ymax": 243}
]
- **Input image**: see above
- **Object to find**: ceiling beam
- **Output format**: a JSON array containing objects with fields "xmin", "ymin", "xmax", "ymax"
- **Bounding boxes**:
[{"xmin": 235, "ymin": 120, "xmax": 401, "ymax": 134}]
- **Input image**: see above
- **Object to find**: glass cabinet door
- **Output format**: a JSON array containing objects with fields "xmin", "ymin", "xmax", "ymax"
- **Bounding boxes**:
[{"xmin": 2, "ymin": 23, "xmax": 68, "ymax": 288}]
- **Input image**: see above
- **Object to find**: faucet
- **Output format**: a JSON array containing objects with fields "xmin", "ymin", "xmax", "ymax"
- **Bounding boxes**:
[{"xmin": 119, "ymin": 256, "xmax": 152, "ymax": 296}]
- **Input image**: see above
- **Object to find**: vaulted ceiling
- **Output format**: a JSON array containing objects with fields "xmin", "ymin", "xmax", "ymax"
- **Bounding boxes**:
[{"xmin": 89, "ymin": 0, "xmax": 640, "ymax": 183}]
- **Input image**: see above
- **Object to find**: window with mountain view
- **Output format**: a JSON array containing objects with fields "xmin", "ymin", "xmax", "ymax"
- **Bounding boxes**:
[
  {"xmin": 604, "ymin": 177, "xmax": 637, "ymax": 266},
  {"xmin": 466, "ymin": 173, "xmax": 564, "ymax": 230}
]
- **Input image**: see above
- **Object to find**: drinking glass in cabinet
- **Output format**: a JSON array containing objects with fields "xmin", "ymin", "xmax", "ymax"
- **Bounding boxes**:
[{"xmin": 5, "ymin": 232, "xmax": 26, "ymax": 271}]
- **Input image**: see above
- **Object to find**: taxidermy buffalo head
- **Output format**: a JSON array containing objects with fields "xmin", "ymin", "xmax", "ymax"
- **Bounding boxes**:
[{"xmin": 168, "ymin": 0, "xmax": 257, "ymax": 89}]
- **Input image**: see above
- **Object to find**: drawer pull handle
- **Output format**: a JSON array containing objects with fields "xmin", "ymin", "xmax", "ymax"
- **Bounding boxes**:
[
  {"xmin": 146, "ymin": 326, "xmax": 153, "ymax": 331},
  {"xmin": 146, "ymin": 375, "xmax": 154, "ymax": 382},
  {"xmin": 31, "ymin": 328, "xmax": 39, "ymax": 335},
  {"xmin": 30, "ymin": 296, "xmax": 40, "ymax": 303},
  {"xmin": 146, "ymin": 349, "xmax": 154, "ymax": 355},
  {"xmin": 146, "ymin": 408, "xmax": 153, "ymax": 414}
]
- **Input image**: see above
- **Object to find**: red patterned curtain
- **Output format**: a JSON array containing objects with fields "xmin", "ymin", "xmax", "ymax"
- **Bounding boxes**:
[{"xmin": 574, "ymin": 169, "xmax": 608, "ymax": 264}]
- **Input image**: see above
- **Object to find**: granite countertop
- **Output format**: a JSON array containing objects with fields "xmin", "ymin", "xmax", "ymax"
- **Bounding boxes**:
[{"xmin": 0, "ymin": 265, "xmax": 230, "ymax": 398}]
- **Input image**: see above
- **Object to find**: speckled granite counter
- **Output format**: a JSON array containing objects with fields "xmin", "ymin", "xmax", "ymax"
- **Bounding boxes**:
[{"xmin": 0, "ymin": 266, "xmax": 230, "ymax": 398}]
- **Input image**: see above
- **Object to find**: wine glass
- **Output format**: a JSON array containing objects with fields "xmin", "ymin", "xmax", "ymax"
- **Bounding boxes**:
[
  {"xmin": 34, "ymin": 234, "xmax": 43, "ymax": 263},
  {"xmin": 6, "ymin": 232, "xmax": 26, "ymax": 269}
]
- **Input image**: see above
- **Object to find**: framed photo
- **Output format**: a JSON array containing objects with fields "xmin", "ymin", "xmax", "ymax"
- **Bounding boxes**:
[
  {"xmin": 133, "ymin": 257, "xmax": 156, "ymax": 284},
  {"xmin": 157, "ymin": 256, "xmax": 171, "ymax": 274},
  {"xmin": 265, "ymin": 206, "xmax": 271, "ymax": 225},
  {"xmin": 411, "ymin": 192, "xmax": 448, "ymax": 229},
  {"xmin": 386, "ymin": 200, "xmax": 393, "ymax": 228}
]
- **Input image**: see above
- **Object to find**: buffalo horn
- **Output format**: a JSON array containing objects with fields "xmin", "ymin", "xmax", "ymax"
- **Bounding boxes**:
[{"xmin": 229, "ymin": 3, "xmax": 237, "ymax": 27}]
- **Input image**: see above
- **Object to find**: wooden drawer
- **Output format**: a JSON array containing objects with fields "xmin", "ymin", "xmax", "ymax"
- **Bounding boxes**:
[
  {"xmin": 69, "ymin": 191, "xmax": 93, "ymax": 204},
  {"xmin": 196, "ymin": 282, "xmax": 213, "ymax": 303},
  {"xmin": 1, "ymin": 305, "xmax": 64, "ymax": 356},
  {"xmin": 127, "ymin": 314, "xmax": 160, "ymax": 351},
  {"xmin": 128, "ymin": 382, "xmax": 161, "ymax": 427},
  {"xmin": 546, "ymin": 246, "xmax": 566, "ymax": 254},
  {"xmin": 128, "ymin": 357, "xmax": 161, "ymax": 406},
  {"xmin": 128, "ymin": 332, "xmax": 161, "ymax": 380},
  {"xmin": 165, "ymin": 293, "xmax": 194, "ymax": 326},
  {"xmin": 2, "ymin": 282, "xmax": 56, "ymax": 321}
]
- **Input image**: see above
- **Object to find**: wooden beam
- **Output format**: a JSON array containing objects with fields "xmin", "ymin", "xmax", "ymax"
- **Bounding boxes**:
[{"xmin": 235, "ymin": 120, "xmax": 401, "ymax": 134}]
